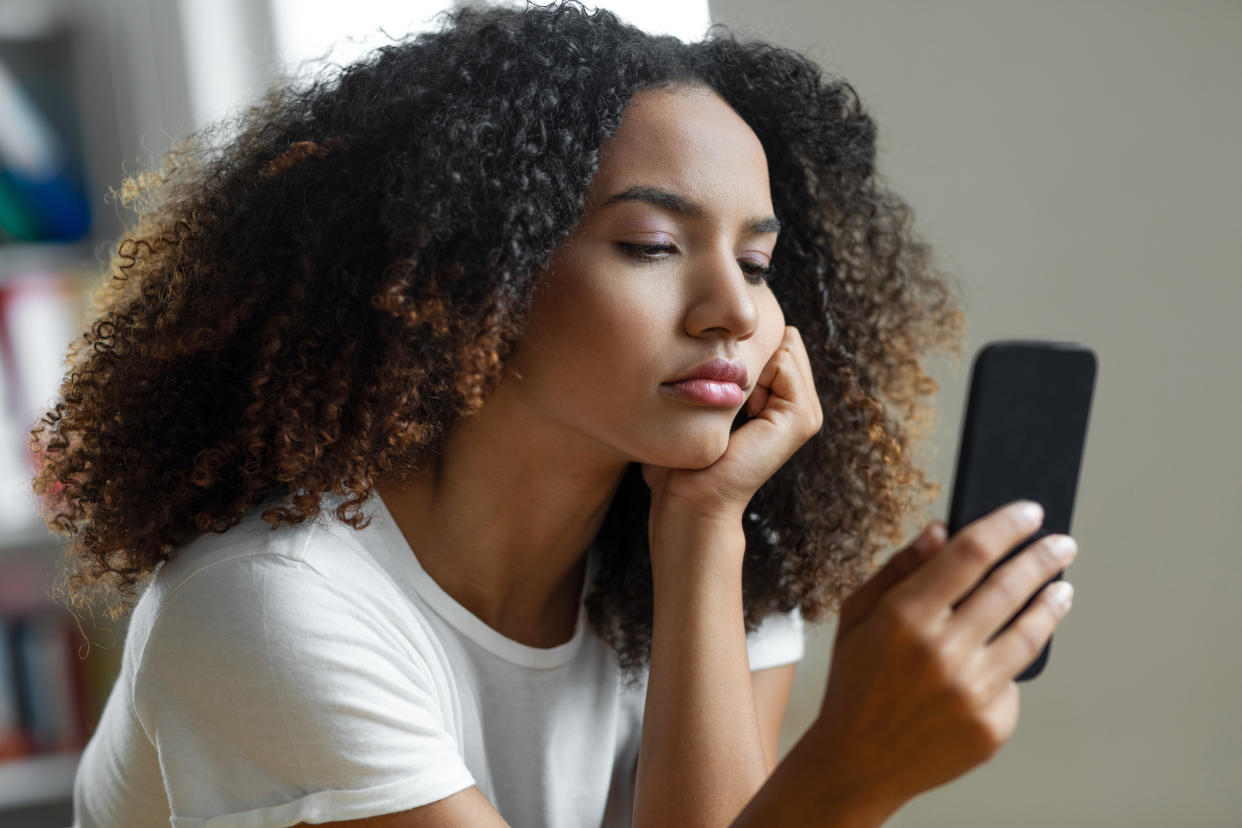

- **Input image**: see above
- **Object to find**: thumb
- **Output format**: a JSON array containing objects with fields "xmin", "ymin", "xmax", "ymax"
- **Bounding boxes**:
[{"xmin": 837, "ymin": 520, "xmax": 947, "ymax": 635}]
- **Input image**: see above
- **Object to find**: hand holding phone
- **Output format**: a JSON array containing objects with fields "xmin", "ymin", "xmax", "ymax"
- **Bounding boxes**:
[
  {"xmin": 807, "ymin": 343, "xmax": 1096, "ymax": 816},
  {"xmin": 945, "ymin": 340, "xmax": 1097, "ymax": 680}
]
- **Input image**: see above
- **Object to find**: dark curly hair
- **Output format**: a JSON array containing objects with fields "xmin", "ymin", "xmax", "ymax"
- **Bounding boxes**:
[{"xmin": 31, "ymin": 0, "xmax": 964, "ymax": 681}]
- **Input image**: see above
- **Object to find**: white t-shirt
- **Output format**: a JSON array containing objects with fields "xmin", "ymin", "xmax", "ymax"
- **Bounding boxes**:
[{"xmin": 72, "ymin": 490, "xmax": 804, "ymax": 828}]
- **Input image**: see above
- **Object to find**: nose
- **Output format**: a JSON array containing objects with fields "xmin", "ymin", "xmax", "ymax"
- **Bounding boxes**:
[{"xmin": 683, "ymin": 247, "xmax": 760, "ymax": 341}]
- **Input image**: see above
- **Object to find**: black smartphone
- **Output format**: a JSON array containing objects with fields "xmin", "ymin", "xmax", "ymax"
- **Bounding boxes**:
[{"xmin": 945, "ymin": 340, "xmax": 1097, "ymax": 681}]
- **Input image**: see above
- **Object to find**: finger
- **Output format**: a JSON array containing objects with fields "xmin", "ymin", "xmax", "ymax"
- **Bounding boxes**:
[
  {"xmin": 746, "ymin": 383, "xmax": 770, "ymax": 417},
  {"xmin": 838, "ymin": 521, "xmax": 947, "ymax": 635},
  {"xmin": 782, "ymin": 324, "xmax": 816, "ymax": 384},
  {"xmin": 893, "ymin": 500, "xmax": 1045, "ymax": 620},
  {"xmin": 747, "ymin": 328, "xmax": 816, "ymax": 422},
  {"xmin": 780, "ymin": 327, "xmax": 823, "ymax": 431},
  {"xmin": 753, "ymin": 331, "xmax": 796, "ymax": 406},
  {"xmin": 950, "ymin": 533, "xmax": 1077, "ymax": 648},
  {"xmin": 778, "ymin": 327, "xmax": 818, "ymax": 404},
  {"xmin": 985, "ymin": 579, "xmax": 1073, "ymax": 681}
]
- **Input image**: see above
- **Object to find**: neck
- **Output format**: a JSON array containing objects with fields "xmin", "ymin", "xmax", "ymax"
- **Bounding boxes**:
[{"xmin": 375, "ymin": 379, "xmax": 631, "ymax": 648}]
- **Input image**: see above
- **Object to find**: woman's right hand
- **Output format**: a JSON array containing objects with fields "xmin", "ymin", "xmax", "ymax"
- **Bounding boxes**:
[{"xmin": 809, "ymin": 500, "xmax": 1077, "ymax": 816}]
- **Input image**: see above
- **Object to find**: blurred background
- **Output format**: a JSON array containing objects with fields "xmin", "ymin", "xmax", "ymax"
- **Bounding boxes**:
[{"xmin": 0, "ymin": 0, "xmax": 1237, "ymax": 825}]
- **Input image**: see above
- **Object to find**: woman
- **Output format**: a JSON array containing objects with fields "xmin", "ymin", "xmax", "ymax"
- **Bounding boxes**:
[{"xmin": 36, "ymin": 2, "xmax": 1076, "ymax": 826}]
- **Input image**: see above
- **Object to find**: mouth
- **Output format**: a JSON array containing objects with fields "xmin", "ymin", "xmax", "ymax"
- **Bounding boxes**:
[
  {"xmin": 659, "ymin": 357, "xmax": 749, "ymax": 408},
  {"xmin": 663, "ymin": 356, "xmax": 749, "ymax": 388},
  {"xmin": 658, "ymin": 378, "xmax": 746, "ymax": 408}
]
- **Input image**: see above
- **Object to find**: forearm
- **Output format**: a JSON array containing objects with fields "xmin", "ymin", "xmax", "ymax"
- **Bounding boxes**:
[
  {"xmin": 728, "ymin": 725, "xmax": 904, "ymax": 828},
  {"xmin": 633, "ymin": 517, "xmax": 767, "ymax": 828}
]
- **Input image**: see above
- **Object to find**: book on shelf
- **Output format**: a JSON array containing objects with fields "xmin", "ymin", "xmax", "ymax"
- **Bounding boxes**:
[
  {"xmin": 0, "ymin": 270, "xmax": 123, "ymax": 758},
  {"xmin": 0, "ymin": 564, "xmax": 123, "ymax": 762},
  {"xmin": 0, "ymin": 267, "xmax": 84, "ymax": 529},
  {"xmin": 0, "ymin": 44, "xmax": 92, "ymax": 243}
]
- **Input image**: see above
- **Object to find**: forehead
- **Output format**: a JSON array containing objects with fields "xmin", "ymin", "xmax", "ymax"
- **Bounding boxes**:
[{"xmin": 585, "ymin": 86, "xmax": 772, "ymax": 213}]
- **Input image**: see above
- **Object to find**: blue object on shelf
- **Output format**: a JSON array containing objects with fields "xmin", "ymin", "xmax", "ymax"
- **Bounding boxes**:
[{"xmin": 0, "ymin": 56, "xmax": 90, "ymax": 242}]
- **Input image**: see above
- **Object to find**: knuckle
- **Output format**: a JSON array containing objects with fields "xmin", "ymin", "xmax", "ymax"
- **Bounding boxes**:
[
  {"xmin": 1012, "ymin": 619, "xmax": 1047, "ymax": 660},
  {"xmin": 973, "ymin": 716, "xmax": 1009, "ymax": 759},
  {"xmin": 955, "ymin": 533, "xmax": 994, "ymax": 568},
  {"xmin": 877, "ymin": 597, "xmax": 938, "ymax": 655},
  {"xmin": 920, "ymin": 640, "xmax": 955, "ymax": 682},
  {"xmin": 876, "ymin": 594, "xmax": 921, "ymax": 635},
  {"xmin": 1033, "ymin": 540, "xmax": 1062, "ymax": 571},
  {"xmin": 800, "ymin": 412, "xmax": 822, "ymax": 439},
  {"xmin": 1005, "ymin": 508, "xmax": 1030, "ymax": 536},
  {"xmin": 955, "ymin": 711, "xmax": 1000, "ymax": 761},
  {"xmin": 990, "ymin": 572, "xmax": 1027, "ymax": 608},
  {"xmin": 961, "ymin": 696, "xmax": 1014, "ymax": 759},
  {"xmin": 944, "ymin": 669, "xmax": 985, "ymax": 711},
  {"xmin": 1046, "ymin": 583, "xmax": 1074, "ymax": 618}
]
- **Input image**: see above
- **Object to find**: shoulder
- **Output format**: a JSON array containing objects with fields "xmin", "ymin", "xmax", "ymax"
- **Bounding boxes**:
[
  {"xmin": 142, "ymin": 493, "xmax": 380, "ymax": 602},
  {"xmin": 132, "ymin": 493, "xmax": 403, "ymax": 633},
  {"xmin": 128, "ymin": 493, "xmax": 448, "ymax": 701},
  {"xmin": 118, "ymin": 496, "xmax": 478, "ymax": 825}
]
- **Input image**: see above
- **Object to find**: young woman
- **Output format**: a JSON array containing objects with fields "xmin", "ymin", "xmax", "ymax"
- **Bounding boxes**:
[{"xmin": 36, "ymin": 2, "xmax": 1077, "ymax": 826}]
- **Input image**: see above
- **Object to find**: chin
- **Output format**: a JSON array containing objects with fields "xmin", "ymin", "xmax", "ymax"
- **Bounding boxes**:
[{"xmin": 654, "ymin": 431, "xmax": 731, "ymax": 470}]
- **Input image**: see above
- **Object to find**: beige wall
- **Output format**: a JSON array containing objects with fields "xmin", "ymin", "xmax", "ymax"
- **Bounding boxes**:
[{"xmin": 705, "ymin": 1, "xmax": 1242, "ymax": 825}]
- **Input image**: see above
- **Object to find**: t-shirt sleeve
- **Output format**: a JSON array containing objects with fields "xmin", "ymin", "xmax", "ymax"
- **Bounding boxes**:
[
  {"xmin": 132, "ymin": 551, "xmax": 476, "ymax": 828},
  {"xmin": 745, "ymin": 606, "xmax": 805, "ymax": 672}
]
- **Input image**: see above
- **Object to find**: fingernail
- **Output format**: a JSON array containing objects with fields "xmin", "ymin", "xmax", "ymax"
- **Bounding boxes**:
[
  {"xmin": 1048, "ymin": 581, "xmax": 1074, "ymax": 609},
  {"xmin": 1015, "ymin": 500, "xmax": 1044, "ymax": 527},
  {"xmin": 1048, "ymin": 535, "xmax": 1078, "ymax": 565},
  {"xmin": 913, "ymin": 522, "xmax": 946, "ymax": 554}
]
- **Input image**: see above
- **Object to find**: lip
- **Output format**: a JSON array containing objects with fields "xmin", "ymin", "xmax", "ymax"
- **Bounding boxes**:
[
  {"xmin": 658, "ymin": 379, "xmax": 745, "ymax": 407},
  {"xmin": 663, "ymin": 357, "xmax": 749, "ymax": 388},
  {"xmin": 659, "ymin": 357, "xmax": 749, "ymax": 408}
]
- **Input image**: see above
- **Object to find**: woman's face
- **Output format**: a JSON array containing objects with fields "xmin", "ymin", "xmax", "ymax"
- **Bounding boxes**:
[{"xmin": 504, "ymin": 84, "xmax": 787, "ymax": 469}]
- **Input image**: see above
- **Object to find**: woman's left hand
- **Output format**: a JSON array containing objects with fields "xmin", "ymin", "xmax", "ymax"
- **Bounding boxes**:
[{"xmin": 642, "ymin": 325, "xmax": 823, "ymax": 528}]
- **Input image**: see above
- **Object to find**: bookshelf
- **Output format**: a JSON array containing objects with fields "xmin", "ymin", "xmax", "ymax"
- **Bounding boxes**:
[
  {"xmin": 0, "ymin": 1, "xmax": 153, "ymax": 824},
  {"xmin": 0, "ymin": 749, "xmax": 80, "ymax": 811}
]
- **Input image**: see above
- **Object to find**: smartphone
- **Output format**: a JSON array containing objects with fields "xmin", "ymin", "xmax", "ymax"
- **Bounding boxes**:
[{"xmin": 945, "ymin": 340, "xmax": 1097, "ymax": 681}]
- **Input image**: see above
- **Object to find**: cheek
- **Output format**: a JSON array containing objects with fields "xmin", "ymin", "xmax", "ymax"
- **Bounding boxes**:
[
  {"xmin": 526, "ymin": 269, "xmax": 672, "ymax": 397},
  {"xmin": 756, "ymin": 293, "xmax": 787, "ymax": 360},
  {"xmin": 557, "ymin": 279, "xmax": 665, "ymax": 357}
]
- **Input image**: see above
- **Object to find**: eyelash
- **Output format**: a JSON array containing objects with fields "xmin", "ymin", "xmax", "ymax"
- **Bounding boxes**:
[{"xmin": 617, "ymin": 242, "xmax": 773, "ymax": 285}]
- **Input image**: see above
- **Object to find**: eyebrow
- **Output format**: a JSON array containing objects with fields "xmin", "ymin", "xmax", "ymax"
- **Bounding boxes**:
[{"xmin": 599, "ymin": 185, "xmax": 782, "ymax": 235}]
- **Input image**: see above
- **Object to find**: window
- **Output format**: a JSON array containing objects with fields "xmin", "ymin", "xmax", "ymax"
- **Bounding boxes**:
[{"xmin": 270, "ymin": 0, "xmax": 712, "ymax": 75}]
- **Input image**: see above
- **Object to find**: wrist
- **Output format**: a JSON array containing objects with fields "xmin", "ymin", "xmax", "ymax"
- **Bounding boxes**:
[
  {"xmin": 801, "ymin": 720, "xmax": 907, "ymax": 827},
  {"xmin": 647, "ymin": 508, "xmax": 746, "ymax": 581},
  {"xmin": 729, "ymin": 727, "xmax": 906, "ymax": 828}
]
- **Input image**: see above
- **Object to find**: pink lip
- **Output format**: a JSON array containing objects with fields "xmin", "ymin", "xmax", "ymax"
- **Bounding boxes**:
[
  {"xmin": 659, "ymin": 379, "xmax": 745, "ymax": 407},
  {"xmin": 663, "ymin": 357, "xmax": 749, "ymax": 388},
  {"xmin": 659, "ymin": 357, "xmax": 748, "ymax": 408}
]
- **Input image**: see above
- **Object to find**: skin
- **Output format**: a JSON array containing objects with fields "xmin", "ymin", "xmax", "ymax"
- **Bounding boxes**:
[{"xmin": 337, "ymin": 83, "xmax": 1079, "ymax": 827}]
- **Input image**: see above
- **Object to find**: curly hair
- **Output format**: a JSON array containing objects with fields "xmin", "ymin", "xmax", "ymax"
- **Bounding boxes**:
[{"xmin": 31, "ymin": 0, "xmax": 964, "ymax": 682}]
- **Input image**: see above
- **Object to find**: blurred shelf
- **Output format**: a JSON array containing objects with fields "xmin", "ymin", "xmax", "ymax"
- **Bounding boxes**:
[
  {"xmin": 0, "ymin": 516, "xmax": 60, "ymax": 558},
  {"xmin": 0, "ymin": 750, "xmax": 79, "ymax": 811},
  {"xmin": 0, "ymin": 241, "xmax": 98, "ymax": 282}
]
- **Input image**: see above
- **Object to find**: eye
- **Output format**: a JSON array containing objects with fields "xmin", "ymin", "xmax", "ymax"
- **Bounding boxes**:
[
  {"xmin": 617, "ymin": 242, "xmax": 773, "ymax": 286},
  {"xmin": 739, "ymin": 259, "xmax": 773, "ymax": 285},
  {"xmin": 617, "ymin": 241, "xmax": 676, "ymax": 262}
]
